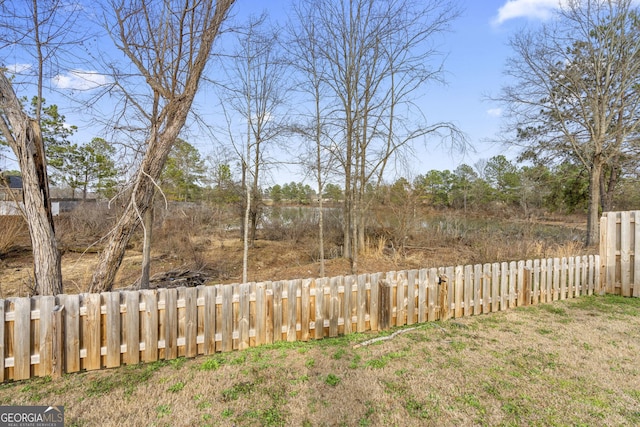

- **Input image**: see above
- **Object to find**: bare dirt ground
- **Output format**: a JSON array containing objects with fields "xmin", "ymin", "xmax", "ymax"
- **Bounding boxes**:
[{"xmin": 0, "ymin": 295, "xmax": 638, "ymax": 426}]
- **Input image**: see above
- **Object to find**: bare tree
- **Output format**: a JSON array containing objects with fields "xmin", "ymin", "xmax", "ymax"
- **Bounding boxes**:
[
  {"xmin": 497, "ymin": 0, "xmax": 640, "ymax": 246},
  {"xmin": 289, "ymin": 0, "xmax": 463, "ymax": 272},
  {"xmin": 0, "ymin": 0, "xmax": 86, "ymax": 295},
  {"xmin": 285, "ymin": 3, "xmax": 338, "ymax": 278},
  {"xmin": 219, "ymin": 15, "xmax": 288, "ymax": 283},
  {"xmin": 88, "ymin": 0, "xmax": 235, "ymax": 292}
]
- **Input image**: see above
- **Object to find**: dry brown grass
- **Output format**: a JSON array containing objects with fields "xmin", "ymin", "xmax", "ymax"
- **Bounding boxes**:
[
  {"xmin": 0, "ymin": 207, "xmax": 596, "ymax": 296},
  {"xmin": 1, "ymin": 295, "xmax": 639, "ymax": 426},
  {"xmin": 0, "ymin": 216, "xmax": 28, "ymax": 257}
]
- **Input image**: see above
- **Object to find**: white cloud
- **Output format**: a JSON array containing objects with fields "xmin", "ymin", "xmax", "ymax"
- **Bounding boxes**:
[
  {"xmin": 487, "ymin": 108, "xmax": 503, "ymax": 118},
  {"xmin": 492, "ymin": 0, "xmax": 562, "ymax": 26},
  {"xmin": 5, "ymin": 63, "xmax": 32, "ymax": 74},
  {"xmin": 52, "ymin": 69, "xmax": 110, "ymax": 90}
]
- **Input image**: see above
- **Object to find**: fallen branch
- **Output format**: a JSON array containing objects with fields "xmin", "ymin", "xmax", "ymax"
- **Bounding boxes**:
[{"xmin": 352, "ymin": 327, "xmax": 418, "ymax": 349}]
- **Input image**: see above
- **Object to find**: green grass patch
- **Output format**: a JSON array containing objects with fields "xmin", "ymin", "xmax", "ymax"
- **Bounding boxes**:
[
  {"xmin": 86, "ymin": 362, "xmax": 166, "ymax": 398},
  {"xmin": 199, "ymin": 354, "xmax": 226, "ymax": 371},
  {"xmin": 405, "ymin": 395, "xmax": 440, "ymax": 419},
  {"xmin": 167, "ymin": 381, "xmax": 185, "ymax": 393},
  {"xmin": 156, "ymin": 404, "xmax": 171, "ymax": 418},
  {"xmin": 242, "ymin": 406, "xmax": 287, "ymax": 427},
  {"xmin": 221, "ymin": 381, "xmax": 254, "ymax": 402},
  {"xmin": 324, "ymin": 373, "xmax": 341, "ymax": 386}
]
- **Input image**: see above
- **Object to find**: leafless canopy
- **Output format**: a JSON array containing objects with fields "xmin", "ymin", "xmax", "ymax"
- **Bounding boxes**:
[{"xmin": 496, "ymin": 0, "xmax": 640, "ymax": 245}]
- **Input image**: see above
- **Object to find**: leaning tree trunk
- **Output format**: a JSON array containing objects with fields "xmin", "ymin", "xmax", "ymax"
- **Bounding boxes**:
[
  {"xmin": 88, "ymin": 121, "xmax": 182, "ymax": 292},
  {"xmin": 88, "ymin": 0, "xmax": 235, "ymax": 292},
  {"xmin": 0, "ymin": 73, "xmax": 62, "ymax": 296}
]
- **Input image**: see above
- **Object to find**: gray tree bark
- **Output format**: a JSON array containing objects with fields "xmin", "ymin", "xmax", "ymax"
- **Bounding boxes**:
[{"xmin": 0, "ymin": 73, "xmax": 62, "ymax": 296}]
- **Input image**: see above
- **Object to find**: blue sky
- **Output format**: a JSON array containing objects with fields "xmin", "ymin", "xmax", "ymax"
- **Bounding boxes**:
[
  {"xmin": 234, "ymin": 0, "xmax": 559, "ymax": 179},
  {"xmin": 1, "ymin": 0, "xmax": 569, "ymax": 184}
]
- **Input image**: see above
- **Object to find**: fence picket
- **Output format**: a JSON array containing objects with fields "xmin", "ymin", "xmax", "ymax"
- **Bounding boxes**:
[
  {"xmin": 105, "ymin": 292, "xmax": 121, "ymax": 368},
  {"xmin": 301, "ymin": 279, "xmax": 311, "ymax": 340},
  {"xmin": 620, "ymin": 211, "xmax": 631, "ymax": 296},
  {"xmin": 428, "ymin": 268, "xmax": 438, "ymax": 321},
  {"xmin": 184, "ymin": 287, "xmax": 198, "ymax": 357},
  {"xmin": 329, "ymin": 277, "xmax": 339, "ymax": 337},
  {"xmin": 221, "ymin": 285, "xmax": 233, "ymax": 351},
  {"xmin": 577, "ymin": 256, "xmax": 585, "ymax": 297},
  {"xmin": 606, "ymin": 213, "xmax": 617, "ymax": 293},
  {"xmin": 445, "ymin": 267, "xmax": 454, "ymax": 320},
  {"xmin": 124, "ymin": 291, "xmax": 140, "ymax": 364},
  {"xmin": 455, "ymin": 266, "xmax": 464, "ymax": 318},
  {"xmin": 634, "ymin": 211, "xmax": 640, "ymax": 297},
  {"xmin": 491, "ymin": 263, "xmax": 499, "ymax": 312},
  {"xmin": 238, "ymin": 284, "xmax": 250, "ymax": 350},
  {"xmin": 515, "ymin": 261, "xmax": 524, "ymax": 306},
  {"xmin": 398, "ymin": 271, "xmax": 407, "ymax": 325},
  {"xmin": 164, "ymin": 289, "xmax": 178, "ymax": 360},
  {"xmin": 574, "ymin": 256, "xmax": 582, "ymax": 297},
  {"xmin": 342, "ymin": 276, "xmax": 353, "ymax": 334},
  {"xmin": 264, "ymin": 282, "xmax": 273, "ymax": 345},
  {"xmin": 418, "ymin": 269, "xmax": 427, "ymax": 323},
  {"xmin": 314, "ymin": 278, "xmax": 324, "ymax": 338},
  {"xmin": 38, "ymin": 296, "xmax": 55, "ymax": 376},
  {"xmin": 370, "ymin": 273, "xmax": 380, "ymax": 330},
  {"xmin": 545, "ymin": 259, "xmax": 553, "ymax": 302},
  {"xmin": 142, "ymin": 290, "xmax": 158, "ymax": 362},
  {"xmin": 474, "ymin": 264, "xmax": 482, "ymax": 314},
  {"xmin": 500, "ymin": 263, "xmax": 508, "ymax": 311},
  {"xmin": 567, "ymin": 257, "xmax": 575, "ymax": 299},
  {"xmin": 255, "ymin": 283, "xmax": 266, "ymax": 346},
  {"xmin": 356, "ymin": 276, "xmax": 366, "ymax": 332},
  {"xmin": 288, "ymin": 280, "xmax": 300, "ymax": 342},
  {"xmin": 203, "ymin": 286, "xmax": 216, "ymax": 354},
  {"xmin": 407, "ymin": 270, "xmax": 416, "ymax": 324},
  {"xmin": 532, "ymin": 259, "xmax": 540, "ymax": 304},
  {"xmin": 232, "ymin": 283, "xmax": 242, "ymax": 348},
  {"xmin": 463, "ymin": 265, "xmax": 472, "ymax": 316},
  {"xmin": 62, "ymin": 294, "xmax": 80, "ymax": 373},
  {"xmin": 536, "ymin": 259, "xmax": 544, "ymax": 304},
  {"xmin": 13, "ymin": 298, "xmax": 30, "ymax": 380},
  {"xmin": 0, "ymin": 300, "xmax": 4, "ymax": 382}
]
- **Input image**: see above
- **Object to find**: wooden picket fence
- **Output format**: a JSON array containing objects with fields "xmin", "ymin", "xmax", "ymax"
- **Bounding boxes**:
[
  {"xmin": 600, "ymin": 210, "xmax": 639, "ymax": 296},
  {"xmin": 0, "ymin": 254, "xmax": 600, "ymax": 382}
]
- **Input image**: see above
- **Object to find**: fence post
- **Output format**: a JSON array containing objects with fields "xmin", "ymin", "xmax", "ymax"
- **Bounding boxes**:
[
  {"xmin": 439, "ymin": 275, "xmax": 449, "ymax": 320},
  {"xmin": 523, "ymin": 268, "xmax": 532, "ymax": 306},
  {"xmin": 51, "ymin": 305, "xmax": 65, "ymax": 379},
  {"xmin": 378, "ymin": 280, "xmax": 391, "ymax": 331}
]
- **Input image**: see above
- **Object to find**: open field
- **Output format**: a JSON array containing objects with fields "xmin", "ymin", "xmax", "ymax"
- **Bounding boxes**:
[{"xmin": 0, "ymin": 294, "xmax": 638, "ymax": 426}]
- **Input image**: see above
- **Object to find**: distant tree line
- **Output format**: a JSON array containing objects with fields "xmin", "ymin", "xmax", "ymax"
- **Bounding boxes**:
[{"xmin": 261, "ymin": 155, "xmax": 638, "ymax": 215}]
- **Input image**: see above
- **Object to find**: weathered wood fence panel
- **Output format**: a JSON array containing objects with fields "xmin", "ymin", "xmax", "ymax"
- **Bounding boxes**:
[
  {"xmin": 0, "ymin": 255, "xmax": 600, "ymax": 382},
  {"xmin": 601, "ymin": 210, "xmax": 639, "ymax": 296}
]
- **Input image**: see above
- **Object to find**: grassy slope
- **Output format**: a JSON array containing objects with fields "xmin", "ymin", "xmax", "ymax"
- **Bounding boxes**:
[{"xmin": 1, "ymin": 295, "xmax": 639, "ymax": 426}]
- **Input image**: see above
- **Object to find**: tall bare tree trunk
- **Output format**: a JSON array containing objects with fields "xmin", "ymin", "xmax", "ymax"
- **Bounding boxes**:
[
  {"xmin": 586, "ymin": 157, "xmax": 602, "ymax": 247},
  {"xmin": 0, "ymin": 74, "xmax": 62, "ymax": 296},
  {"xmin": 140, "ymin": 201, "xmax": 154, "ymax": 289},
  {"xmin": 243, "ymin": 179, "xmax": 251, "ymax": 284}
]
